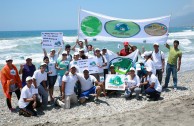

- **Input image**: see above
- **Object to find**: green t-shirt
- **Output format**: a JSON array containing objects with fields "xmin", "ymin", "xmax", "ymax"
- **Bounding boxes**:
[
  {"xmin": 57, "ymin": 59, "xmax": 69, "ymax": 76},
  {"xmin": 167, "ymin": 46, "xmax": 182, "ymax": 65}
]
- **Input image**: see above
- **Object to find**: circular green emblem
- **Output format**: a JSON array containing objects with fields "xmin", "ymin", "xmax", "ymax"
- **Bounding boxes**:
[
  {"xmin": 105, "ymin": 20, "xmax": 140, "ymax": 38},
  {"xmin": 81, "ymin": 16, "xmax": 102, "ymax": 37}
]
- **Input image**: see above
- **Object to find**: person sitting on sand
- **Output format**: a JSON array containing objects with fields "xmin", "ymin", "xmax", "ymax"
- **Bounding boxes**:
[
  {"xmin": 18, "ymin": 76, "xmax": 41, "ymax": 117},
  {"xmin": 55, "ymin": 66, "xmax": 78, "ymax": 109},
  {"xmin": 32, "ymin": 63, "xmax": 48, "ymax": 107},
  {"xmin": 124, "ymin": 67, "xmax": 141, "ymax": 100},
  {"xmin": 0, "ymin": 56, "xmax": 22, "ymax": 112},
  {"xmin": 76, "ymin": 69, "xmax": 102, "ymax": 104},
  {"xmin": 19, "ymin": 57, "xmax": 36, "ymax": 87},
  {"xmin": 144, "ymin": 67, "xmax": 162, "ymax": 101}
]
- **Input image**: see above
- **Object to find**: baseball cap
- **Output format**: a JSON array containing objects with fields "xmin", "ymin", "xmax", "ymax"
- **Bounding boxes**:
[
  {"xmin": 153, "ymin": 43, "xmax": 159, "ymax": 46},
  {"xmin": 62, "ymin": 51, "xmax": 67, "ymax": 54},
  {"xmin": 123, "ymin": 42, "xmax": 129, "ymax": 46},
  {"xmin": 136, "ymin": 64, "xmax": 141, "ymax": 70},
  {"xmin": 25, "ymin": 56, "xmax": 32, "ymax": 60},
  {"xmin": 50, "ymin": 49, "xmax": 55, "ymax": 52},
  {"xmin": 40, "ymin": 62, "xmax": 47, "ymax": 66},
  {"xmin": 71, "ymin": 65, "xmax": 77, "ymax": 69},
  {"xmin": 26, "ymin": 76, "xmax": 32, "ymax": 82},
  {"xmin": 102, "ymin": 47, "xmax": 107, "ymax": 50},
  {"xmin": 73, "ymin": 52, "xmax": 79, "ymax": 56},
  {"xmin": 95, "ymin": 48, "xmax": 100, "ymax": 51},
  {"xmin": 5, "ymin": 56, "xmax": 13, "ymax": 61},
  {"xmin": 129, "ymin": 67, "xmax": 135, "ymax": 71},
  {"xmin": 110, "ymin": 64, "xmax": 114, "ymax": 68},
  {"xmin": 144, "ymin": 51, "xmax": 152, "ymax": 56}
]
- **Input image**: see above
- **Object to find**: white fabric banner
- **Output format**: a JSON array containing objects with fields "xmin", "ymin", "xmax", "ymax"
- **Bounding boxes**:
[
  {"xmin": 79, "ymin": 9, "xmax": 170, "ymax": 44},
  {"xmin": 41, "ymin": 32, "xmax": 64, "ymax": 48}
]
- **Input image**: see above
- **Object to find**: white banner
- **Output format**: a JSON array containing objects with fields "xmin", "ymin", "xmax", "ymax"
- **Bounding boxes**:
[
  {"xmin": 105, "ymin": 74, "xmax": 126, "ymax": 90},
  {"xmin": 79, "ymin": 9, "xmax": 170, "ymax": 44},
  {"xmin": 41, "ymin": 32, "xmax": 64, "ymax": 48}
]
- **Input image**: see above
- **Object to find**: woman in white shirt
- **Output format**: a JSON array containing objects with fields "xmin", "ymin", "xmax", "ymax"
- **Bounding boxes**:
[
  {"xmin": 124, "ymin": 67, "xmax": 141, "ymax": 99},
  {"xmin": 144, "ymin": 51, "xmax": 156, "ymax": 75}
]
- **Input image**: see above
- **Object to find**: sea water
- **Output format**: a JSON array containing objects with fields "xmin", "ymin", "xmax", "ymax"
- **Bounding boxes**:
[{"xmin": 0, "ymin": 27, "xmax": 194, "ymax": 95}]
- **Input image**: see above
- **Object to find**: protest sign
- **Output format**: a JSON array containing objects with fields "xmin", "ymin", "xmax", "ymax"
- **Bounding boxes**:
[{"xmin": 105, "ymin": 74, "xmax": 126, "ymax": 90}]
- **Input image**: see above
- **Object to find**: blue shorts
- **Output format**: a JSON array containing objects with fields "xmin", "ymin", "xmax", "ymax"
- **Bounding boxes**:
[{"xmin": 80, "ymin": 86, "xmax": 96, "ymax": 98}]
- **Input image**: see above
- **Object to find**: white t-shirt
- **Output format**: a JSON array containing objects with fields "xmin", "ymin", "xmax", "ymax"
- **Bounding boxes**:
[
  {"xmin": 48, "ymin": 61, "xmax": 57, "ymax": 76},
  {"xmin": 147, "ymin": 74, "xmax": 162, "ymax": 92},
  {"xmin": 125, "ymin": 75, "xmax": 140, "ymax": 88},
  {"xmin": 32, "ymin": 70, "xmax": 47, "ymax": 86},
  {"xmin": 77, "ymin": 73, "xmax": 97, "ymax": 91},
  {"xmin": 95, "ymin": 55, "xmax": 107, "ymax": 73},
  {"xmin": 152, "ymin": 50, "xmax": 165, "ymax": 70},
  {"xmin": 18, "ymin": 85, "xmax": 35, "ymax": 108},
  {"xmin": 62, "ymin": 73, "xmax": 78, "ymax": 95},
  {"xmin": 145, "ymin": 59, "xmax": 156, "ymax": 75}
]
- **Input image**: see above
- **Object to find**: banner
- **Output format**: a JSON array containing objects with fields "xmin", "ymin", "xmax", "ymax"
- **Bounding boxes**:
[
  {"xmin": 41, "ymin": 32, "xmax": 64, "ymax": 48},
  {"xmin": 79, "ymin": 9, "xmax": 170, "ymax": 44},
  {"xmin": 105, "ymin": 74, "xmax": 126, "ymax": 90}
]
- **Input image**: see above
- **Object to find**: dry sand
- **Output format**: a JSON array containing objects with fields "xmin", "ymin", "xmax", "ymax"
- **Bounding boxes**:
[{"xmin": 0, "ymin": 70, "xmax": 194, "ymax": 126}]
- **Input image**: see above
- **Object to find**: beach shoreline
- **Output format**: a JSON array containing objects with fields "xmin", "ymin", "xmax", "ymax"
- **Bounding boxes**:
[{"xmin": 0, "ymin": 70, "xmax": 194, "ymax": 126}]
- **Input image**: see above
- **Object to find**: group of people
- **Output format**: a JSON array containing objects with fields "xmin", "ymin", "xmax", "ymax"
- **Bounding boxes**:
[{"xmin": 0, "ymin": 39, "xmax": 182, "ymax": 117}]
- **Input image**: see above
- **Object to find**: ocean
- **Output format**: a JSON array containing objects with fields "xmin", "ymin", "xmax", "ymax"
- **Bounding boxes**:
[{"xmin": 0, "ymin": 27, "xmax": 194, "ymax": 95}]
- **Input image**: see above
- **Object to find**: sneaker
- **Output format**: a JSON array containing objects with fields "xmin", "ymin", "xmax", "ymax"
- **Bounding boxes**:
[
  {"xmin": 94, "ymin": 98, "xmax": 100, "ymax": 104},
  {"xmin": 162, "ymin": 85, "xmax": 167, "ymax": 89},
  {"xmin": 174, "ymin": 88, "xmax": 177, "ymax": 92}
]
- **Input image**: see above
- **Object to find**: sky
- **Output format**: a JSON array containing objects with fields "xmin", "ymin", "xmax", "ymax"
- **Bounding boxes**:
[{"xmin": 0, "ymin": 0, "xmax": 194, "ymax": 31}]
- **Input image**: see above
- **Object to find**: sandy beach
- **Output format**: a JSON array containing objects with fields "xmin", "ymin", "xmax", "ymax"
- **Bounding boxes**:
[{"xmin": 0, "ymin": 70, "xmax": 194, "ymax": 126}]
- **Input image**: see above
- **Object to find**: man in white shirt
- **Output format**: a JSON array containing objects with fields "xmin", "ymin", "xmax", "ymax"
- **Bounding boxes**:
[
  {"xmin": 145, "ymin": 67, "xmax": 162, "ymax": 101},
  {"xmin": 18, "ymin": 76, "xmax": 41, "ymax": 117},
  {"xmin": 152, "ymin": 43, "xmax": 165, "ymax": 84},
  {"xmin": 55, "ymin": 66, "xmax": 78, "ymax": 109},
  {"xmin": 76, "ymin": 69, "xmax": 102, "ymax": 104},
  {"xmin": 32, "ymin": 63, "xmax": 48, "ymax": 106}
]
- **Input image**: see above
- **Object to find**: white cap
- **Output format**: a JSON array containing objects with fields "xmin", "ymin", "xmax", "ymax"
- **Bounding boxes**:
[
  {"xmin": 50, "ymin": 49, "xmax": 55, "ymax": 52},
  {"xmin": 62, "ymin": 51, "xmax": 67, "ymax": 54},
  {"xmin": 26, "ymin": 76, "xmax": 32, "ymax": 82},
  {"xmin": 146, "ymin": 67, "xmax": 152, "ymax": 72},
  {"xmin": 79, "ymin": 48, "xmax": 85, "ymax": 52},
  {"xmin": 73, "ymin": 52, "xmax": 79, "ymax": 56},
  {"xmin": 102, "ymin": 47, "xmax": 107, "ymax": 50},
  {"xmin": 153, "ymin": 43, "xmax": 159, "ymax": 46},
  {"xmin": 129, "ymin": 67, "xmax": 135, "ymax": 71},
  {"xmin": 40, "ymin": 62, "xmax": 47, "ymax": 66},
  {"xmin": 71, "ymin": 65, "xmax": 77, "ymax": 69},
  {"xmin": 95, "ymin": 48, "xmax": 100, "ymax": 51},
  {"xmin": 136, "ymin": 64, "xmax": 141, "ymax": 71},
  {"xmin": 144, "ymin": 51, "xmax": 152, "ymax": 56},
  {"xmin": 110, "ymin": 64, "xmax": 114, "ymax": 68},
  {"xmin": 138, "ymin": 59, "xmax": 144, "ymax": 64},
  {"xmin": 5, "ymin": 56, "xmax": 13, "ymax": 61},
  {"xmin": 83, "ymin": 69, "xmax": 89, "ymax": 72}
]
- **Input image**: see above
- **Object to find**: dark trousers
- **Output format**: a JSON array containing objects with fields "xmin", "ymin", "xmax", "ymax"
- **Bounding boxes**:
[
  {"xmin": 6, "ymin": 89, "xmax": 21, "ymax": 109},
  {"xmin": 145, "ymin": 87, "xmax": 160, "ymax": 99},
  {"xmin": 156, "ymin": 69, "xmax": 163, "ymax": 84},
  {"xmin": 20, "ymin": 100, "xmax": 41, "ymax": 116}
]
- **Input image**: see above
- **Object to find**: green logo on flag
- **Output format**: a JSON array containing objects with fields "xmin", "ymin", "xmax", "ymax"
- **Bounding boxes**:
[
  {"xmin": 105, "ymin": 21, "xmax": 140, "ymax": 38},
  {"xmin": 81, "ymin": 16, "xmax": 102, "ymax": 37},
  {"xmin": 144, "ymin": 23, "xmax": 167, "ymax": 36}
]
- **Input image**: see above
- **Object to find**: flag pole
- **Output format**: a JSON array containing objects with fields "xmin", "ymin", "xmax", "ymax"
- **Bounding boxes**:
[{"xmin": 77, "ymin": 6, "xmax": 81, "ymax": 40}]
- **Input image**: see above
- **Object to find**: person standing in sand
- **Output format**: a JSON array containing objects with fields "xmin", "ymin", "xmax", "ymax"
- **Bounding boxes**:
[
  {"xmin": 0, "ymin": 57, "xmax": 22, "ymax": 112},
  {"xmin": 151, "ymin": 43, "xmax": 165, "ymax": 84},
  {"xmin": 117, "ymin": 42, "xmax": 132, "ymax": 56},
  {"xmin": 19, "ymin": 57, "xmax": 36, "ymax": 87},
  {"xmin": 164, "ymin": 40, "xmax": 182, "ymax": 91}
]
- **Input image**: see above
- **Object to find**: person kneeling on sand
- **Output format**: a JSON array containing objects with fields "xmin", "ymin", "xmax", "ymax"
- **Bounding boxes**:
[
  {"xmin": 18, "ymin": 76, "xmax": 41, "ymax": 117},
  {"xmin": 124, "ymin": 67, "xmax": 141, "ymax": 100},
  {"xmin": 144, "ymin": 67, "xmax": 162, "ymax": 101},
  {"xmin": 76, "ymin": 69, "xmax": 102, "ymax": 104},
  {"xmin": 55, "ymin": 66, "xmax": 78, "ymax": 109}
]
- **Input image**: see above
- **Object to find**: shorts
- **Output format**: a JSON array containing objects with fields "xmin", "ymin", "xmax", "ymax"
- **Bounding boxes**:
[
  {"xmin": 80, "ymin": 86, "xmax": 96, "ymax": 98},
  {"xmin": 58, "ymin": 75, "xmax": 63, "ymax": 86},
  {"xmin": 48, "ymin": 75, "xmax": 57, "ymax": 89}
]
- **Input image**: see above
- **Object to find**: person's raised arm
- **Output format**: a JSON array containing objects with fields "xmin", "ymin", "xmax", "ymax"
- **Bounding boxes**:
[
  {"xmin": 165, "ymin": 43, "xmax": 170, "ymax": 49},
  {"xmin": 71, "ymin": 39, "xmax": 79, "ymax": 51},
  {"xmin": 57, "ymin": 48, "xmax": 62, "ymax": 56},
  {"xmin": 84, "ymin": 39, "xmax": 88, "ymax": 47}
]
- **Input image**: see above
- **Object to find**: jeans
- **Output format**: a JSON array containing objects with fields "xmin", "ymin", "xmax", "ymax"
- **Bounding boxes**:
[
  {"xmin": 145, "ymin": 87, "xmax": 160, "ymax": 99},
  {"xmin": 156, "ymin": 69, "xmax": 163, "ymax": 84},
  {"xmin": 165, "ymin": 63, "xmax": 177, "ymax": 88},
  {"xmin": 38, "ymin": 85, "xmax": 48, "ymax": 106}
]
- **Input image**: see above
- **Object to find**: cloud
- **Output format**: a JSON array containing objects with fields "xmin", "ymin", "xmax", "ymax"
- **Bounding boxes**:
[{"xmin": 175, "ymin": 0, "xmax": 194, "ymax": 17}]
